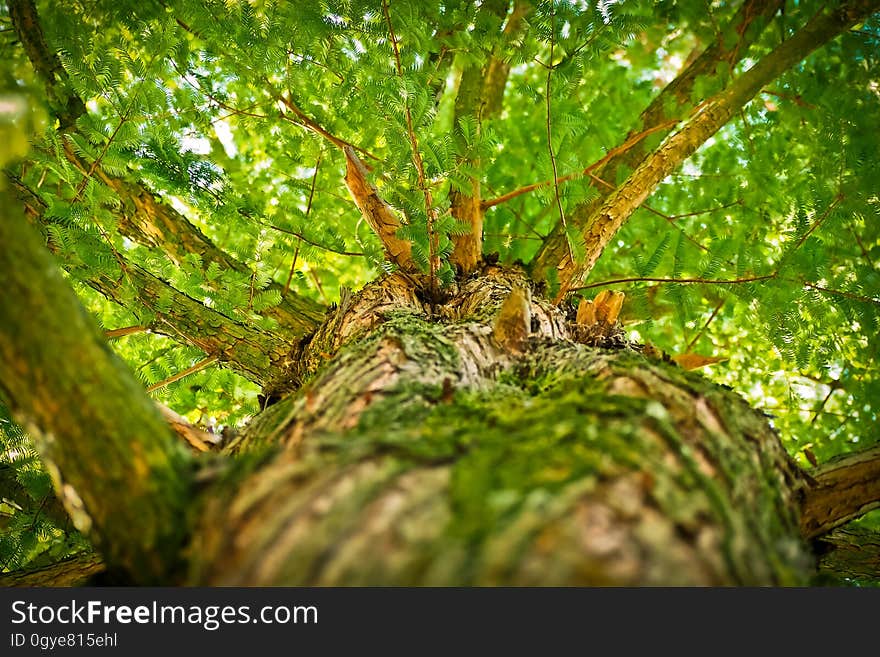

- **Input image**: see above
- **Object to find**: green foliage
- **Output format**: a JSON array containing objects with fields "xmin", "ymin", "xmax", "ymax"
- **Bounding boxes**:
[{"xmin": 0, "ymin": 402, "xmax": 89, "ymax": 571}]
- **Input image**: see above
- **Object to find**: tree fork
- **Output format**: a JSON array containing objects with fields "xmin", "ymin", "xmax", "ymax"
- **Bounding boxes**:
[{"xmin": 190, "ymin": 277, "xmax": 813, "ymax": 584}]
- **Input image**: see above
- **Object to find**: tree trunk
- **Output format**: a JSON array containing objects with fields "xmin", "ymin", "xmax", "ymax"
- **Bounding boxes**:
[
  {"xmin": 5, "ymin": 191, "xmax": 878, "ymax": 586},
  {"xmin": 188, "ymin": 265, "xmax": 814, "ymax": 585}
]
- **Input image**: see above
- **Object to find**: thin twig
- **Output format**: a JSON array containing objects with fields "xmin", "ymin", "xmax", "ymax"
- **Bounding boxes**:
[
  {"xmin": 309, "ymin": 269, "xmax": 329, "ymax": 304},
  {"xmin": 545, "ymin": 2, "xmax": 573, "ymax": 262},
  {"xmin": 572, "ymin": 273, "xmax": 777, "ymax": 292},
  {"xmin": 685, "ymin": 299, "xmax": 726, "ymax": 352},
  {"xmin": 146, "ymin": 356, "xmax": 218, "ymax": 393},
  {"xmin": 105, "ymin": 325, "xmax": 149, "ymax": 339},
  {"xmin": 810, "ymin": 386, "xmax": 839, "ymax": 425},
  {"xmin": 283, "ymin": 240, "xmax": 301, "ymax": 297},
  {"xmin": 664, "ymin": 199, "xmax": 744, "ymax": 220},
  {"xmin": 271, "ymin": 225, "xmax": 364, "ymax": 257},
  {"xmin": 789, "ymin": 195, "xmax": 843, "ymax": 254},
  {"xmin": 761, "ymin": 88, "xmax": 816, "ymax": 109},
  {"xmin": 283, "ymin": 152, "xmax": 322, "ymax": 295},
  {"xmin": 482, "ymin": 120, "xmax": 678, "ymax": 209},
  {"xmin": 71, "ymin": 105, "xmax": 133, "ymax": 202},
  {"xmin": 275, "ymin": 87, "xmax": 379, "ymax": 162},
  {"xmin": 170, "ymin": 58, "xmax": 269, "ymax": 119},
  {"xmin": 802, "ymin": 281, "xmax": 879, "ymax": 306}
]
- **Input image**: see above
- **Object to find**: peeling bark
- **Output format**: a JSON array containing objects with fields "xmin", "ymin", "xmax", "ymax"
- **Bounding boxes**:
[{"xmin": 343, "ymin": 147, "xmax": 415, "ymax": 271}]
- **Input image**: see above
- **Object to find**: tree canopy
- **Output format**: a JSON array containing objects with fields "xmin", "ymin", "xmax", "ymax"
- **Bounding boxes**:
[{"xmin": 1, "ymin": 0, "xmax": 879, "ymax": 582}]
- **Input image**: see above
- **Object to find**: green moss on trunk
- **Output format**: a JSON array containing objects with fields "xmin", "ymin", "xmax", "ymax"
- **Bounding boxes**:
[{"xmin": 192, "ymin": 307, "xmax": 812, "ymax": 585}]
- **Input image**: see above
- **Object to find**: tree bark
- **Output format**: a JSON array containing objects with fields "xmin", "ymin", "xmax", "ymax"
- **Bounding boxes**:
[
  {"xmin": 4, "ymin": 205, "xmax": 875, "ymax": 584},
  {"xmin": 815, "ymin": 527, "xmax": 880, "ymax": 584},
  {"xmin": 188, "ymin": 266, "xmax": 814, "ymax": 585},
  {"xmin": 0, "ymin": 189, "xmax": 193, "ymax": 583},
  {"xmin": 0, "ymin": 553, "xmax": 104, "ymax": 587},
  {"xmin": 801, "ymin": 445, "xmax": 880, "ymax": 539},
  {"xmin": 6, "ymin": 0, "xmax": 879, "ymax": 587}
]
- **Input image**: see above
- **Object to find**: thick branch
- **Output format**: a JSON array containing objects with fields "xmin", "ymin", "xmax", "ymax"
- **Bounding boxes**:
[
  {"xmin": 10, "ymin": 0, "xmax": 323, "ymax": 338},
  {"xmin": 537, "ymin": 0, "xmax": 878, "ymax": 299},
  {"xmin": 0, "ymin": 189, "xmax": 192, "ymax": 582},
  {"xmin": 90, "ymin": 262, "xmax": 288, "ymax": 385},
  {"xmin": 531, "ymin": 0, "xmax": 783, "ymax": 282},
  {"xmin": 7, "ymin": 0, "xmax": 85, "ymax": 129},
  {"xmin": 12, "ymin": 179, "xmax": 290, "ymax": 384},
  {"xmin": 801, "ymin": 444, "xmax": 880, "ymax": 539},
  {"xmin": 109, "ymin": 177, "xmax": 322, "ymax": 335},
  {"xmin": 449, "ymin": 0, "xmax": 529, "ymax": 272}
]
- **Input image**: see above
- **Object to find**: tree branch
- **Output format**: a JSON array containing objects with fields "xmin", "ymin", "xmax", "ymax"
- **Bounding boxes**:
[
  {"xmin": 382, "ymin": 0, "xmax": 439, "ymax": 287},
  {"xmin": 537, "ymin": 0, "xmax": 878, "ymax": 300},
  {"xmin": 343, "ymin": 146, "xmax": 416, "ymax": 272},
  {"xmin": 62, "ymin": 143, "xmax": 324, "ymax": 339},
  {"xmin": 545, "ymin": 3, "xmax": 572, "ymax": 263},
  {"xmin": 10, "ymin": 0, "xmax": 324, "ymax": 338},
  {"xmin": 449, "ymin": 0, "xmax": 529, "ymax": 272},
  {"xmin": 275, "ymin": 91, "xmax": 378, "ymax": 161},
  {"xmin": 0, "ymin": 189, "xmax": 192, "ymax": 582},
  {"xmin": 482, "ymin": 120, "xmax": 679, "ymax": 209},
  {"xmin": 0, "ymin": 552, "xmax": 104, "ymax": 587},
  {"xmin": 815, "ymin": 526, "xmax": 880, "ymax": 583},
  {"xmin": 146, "ymin": 356, "xmax": 218, "ymax": 394},
  {"xmin": 571, "ymin": 274, "xmax": 777, "ymax": 292},
  {"xmin": 6, "ymin": 0, "xmax": 85, "ymax": 129},
  {"xmin": 531, "ymin": 0, "xmax": 784, "ymax": 285},
  {"xmin": 801, "ymin": 444, "xmax": 880, "ymax": 539},
  {"xmin": 18, "ymin": 193, "xmax": 290, "ymax": 384}
]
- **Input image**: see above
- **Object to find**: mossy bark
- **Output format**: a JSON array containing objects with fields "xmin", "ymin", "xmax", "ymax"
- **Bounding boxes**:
[
  {"xmin": 0, "ymin": 189, "xmax": 193, "ymax": 583},
  {"xmin": 189, "ymin": 266, "xmax": 814, "ymax": 585}
]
